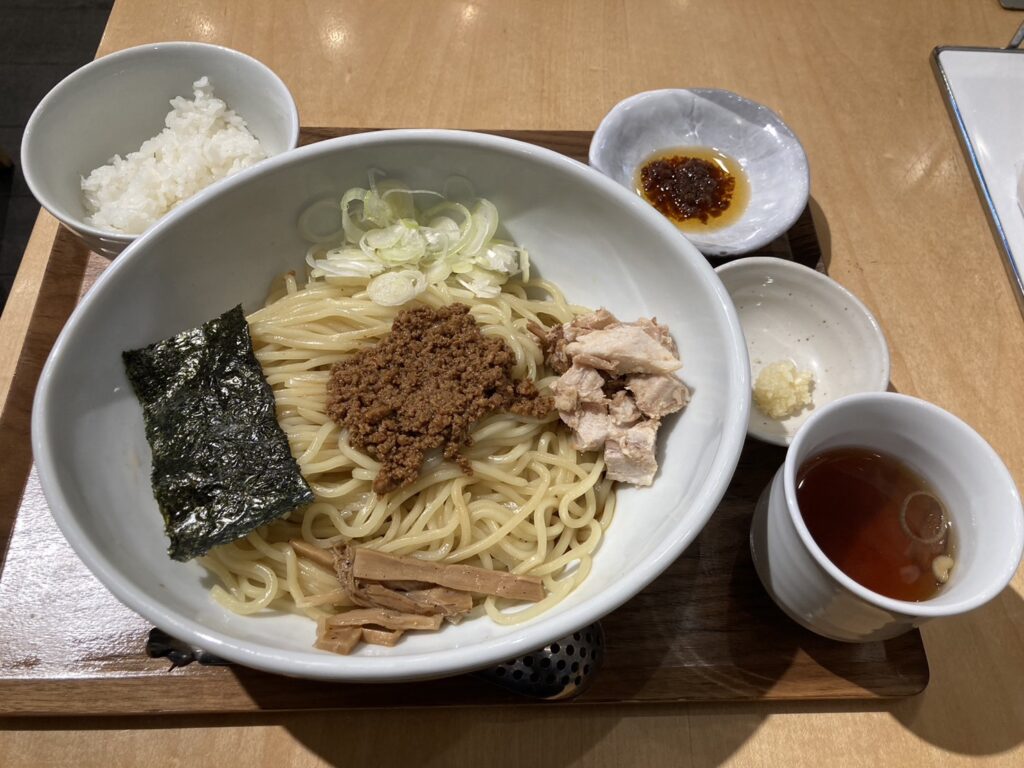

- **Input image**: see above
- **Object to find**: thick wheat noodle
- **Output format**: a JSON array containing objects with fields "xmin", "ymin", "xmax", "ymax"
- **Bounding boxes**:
[{"xmin": 203, "ymin": 274, "xmax": 616, "ymax": 631}]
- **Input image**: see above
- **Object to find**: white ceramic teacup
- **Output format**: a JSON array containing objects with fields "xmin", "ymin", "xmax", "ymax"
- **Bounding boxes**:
[{"xmin": 750, "ymin": 392, "xmax": 1024, "ymax": 642}]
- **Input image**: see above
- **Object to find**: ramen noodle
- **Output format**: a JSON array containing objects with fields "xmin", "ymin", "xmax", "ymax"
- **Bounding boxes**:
[{"xmin": 202, "ymin": 273, "xmax": 617, "ymax": 627}]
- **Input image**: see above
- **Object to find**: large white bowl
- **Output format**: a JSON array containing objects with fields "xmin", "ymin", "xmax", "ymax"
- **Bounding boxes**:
[
  {"xmin": 21, "ymin": 41, "xmax": 300, "ymax": 258},
  {"xmin": 32, "ymin": 130, "xmax": 750, "ymax": 682}
]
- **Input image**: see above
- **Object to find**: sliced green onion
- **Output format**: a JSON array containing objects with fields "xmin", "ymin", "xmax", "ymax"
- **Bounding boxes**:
[
  {"xmin": 376, "ymin": 179, "xmax": 415, "ymax": 220},
  {"xmin": 519, "ymin": 247, "xmax": 530, "ymax": 283},
  {"xmin": 297, "ymin": 174, "xmax": 528, "ymax": 307},
  {"xmin": 477, "ymin": 243, "xmax": 520, "ymax": 274},
  {"xmin": 424, "ymin": 258, "xmax": 453, "ymax": 283},
  {"xmin": 367, "ymin": 270, "xmax": 427, "ymax": 306},
  {"xmin": 362, "ymin": 190, "xmax": 394, "ymax": 229},
  {"xmin": 340, "ymin": 188, "xmax": 369, "ymax": 244},
  {"xmin": 460, "ymin": 200, "xmax": 499, "ymax": 258},
  {"xmin": 307, "ymin": 246, "xmax": 385, "ymax": 278},
  {"xmin": 362, "ymin": 222, "xmax": 406, "ymax": 252},
  {"xmin": 456, "ymin": 267, "xmax": 504, "ymax": 298},
  {"xmin": 297, "ymin": 199, "xmax": 345, "ymax": 244}
]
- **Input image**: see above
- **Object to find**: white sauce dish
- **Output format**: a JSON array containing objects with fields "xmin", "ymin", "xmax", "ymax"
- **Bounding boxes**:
[
  {"xmin": 590, "ymin": 89, "xmax": 809, "ymax": 257},
  {"xmin": 715, "ymin": 257, "xmax": 890, "ymax": 446}
]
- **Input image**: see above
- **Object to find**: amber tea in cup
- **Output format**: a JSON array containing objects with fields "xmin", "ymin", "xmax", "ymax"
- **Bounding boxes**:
[{"xmin": 795, "ymin": 446, "xmax": 955, "ymax": 602}]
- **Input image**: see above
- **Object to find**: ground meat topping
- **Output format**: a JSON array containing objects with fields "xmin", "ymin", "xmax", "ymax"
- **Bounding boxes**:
[{"xmin": 327, "ymin": 303, "xmax": 552, "ymax": 494}]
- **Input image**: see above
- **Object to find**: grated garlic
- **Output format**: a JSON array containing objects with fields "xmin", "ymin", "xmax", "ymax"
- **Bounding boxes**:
[{"xmin": 752, "ymin": 360, "xmax": 814, "ymax": 420}]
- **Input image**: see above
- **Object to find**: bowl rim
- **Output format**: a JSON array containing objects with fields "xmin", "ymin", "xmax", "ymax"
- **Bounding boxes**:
[
  {"xmin": 20, "ymin": 40, "xmax": 301, "ymax": 243},
  {"xmin": 783, "ymin": 391, "xmax": 1024, "ymax": 617},
  {"xmin": 31, "ymin": 128, "xmax": 751, "ymax": 681},
  {"xmin": 716, "ymin": 256, "xmax": 891, "ymax": 446},
  {"xmin": 589, "ymin": 87, "xmax": 811, "ymax": 255}
]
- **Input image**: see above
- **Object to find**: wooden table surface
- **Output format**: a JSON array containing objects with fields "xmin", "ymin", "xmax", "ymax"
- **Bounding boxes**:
[{"xmin": 2, "ymin": 0, "xmax": 1023, "ymax": 765}]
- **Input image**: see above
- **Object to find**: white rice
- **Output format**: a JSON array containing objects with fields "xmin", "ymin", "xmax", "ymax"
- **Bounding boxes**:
[{"xmin": 81, "ymin": 77, "xmax": 266, "ymax": 234}]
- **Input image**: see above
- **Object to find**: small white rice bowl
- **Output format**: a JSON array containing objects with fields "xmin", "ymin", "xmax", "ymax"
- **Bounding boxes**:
[{"xmin": 21, "ymin": 42, "xmax": 299, "ymax": 257}]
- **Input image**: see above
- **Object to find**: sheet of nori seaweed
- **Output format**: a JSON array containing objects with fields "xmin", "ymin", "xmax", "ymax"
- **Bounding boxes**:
[{"xmin": 123, "ymin": 305, "xmax": 314, "ymax": 561}]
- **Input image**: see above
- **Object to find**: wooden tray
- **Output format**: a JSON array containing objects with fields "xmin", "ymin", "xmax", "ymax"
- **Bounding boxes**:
[{"xmin": 0, "ymin": 129, "xmax": 928, "ymax": 717}]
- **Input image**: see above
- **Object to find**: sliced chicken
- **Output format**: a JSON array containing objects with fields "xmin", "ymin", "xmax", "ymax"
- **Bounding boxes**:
[
  {"xmin": 566, "ymin": 351, "xmax": 614, "ymax": 371},
  {"xmin": 549, "ymin": 363, "xmax": 606, "ymax": 412},
  {"xmin": 562, "ymin": 308, "xmax": 619, "ymax": 342},
  {"xmin": 531, "ymin": 309, "xmax": 621, "ymax": 374},
  {"xmin": 565, "ymin": 326, "xmax": 681, "ymax": 375},
  {"xmin": 604, "ymin": 420, "xmax": 660, "ymax": 486},
  {"xmin": 608, "ymin": 390, "xmax": 642, "ymax": 427},
  {"xmin": 634, "ymin": 317, "xmax": 679, "ymax": 356},
  {"xmin": 540, "ymin": 311, "xmax": 689, "ymax": 488},
  {"xmin": 560, "ymin": 400, "xmax": 611, "ymax": 452},
  {"xmin": 538, "ymin": 322, "xmax": 571, "ymax": 374},
  {"xmin": 626, "ymin": 374, "xmax": 690, "ymax": 419}
]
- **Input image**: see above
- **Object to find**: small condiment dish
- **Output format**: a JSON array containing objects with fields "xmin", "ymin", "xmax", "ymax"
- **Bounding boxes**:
[
  {"xmin": 589, "ymin": 89, "xmax": 809, "ymax": 257},
  {"xmin": 715, "ymin": 257, "xmax": 890, "ymax": 446},
  {"xmin": 750, "ymin": 392, "xmax": 1024, "ymax": 642},
  {"xmin": 21, "ymin": 41, "xmax": 300, "ymax": 258}
]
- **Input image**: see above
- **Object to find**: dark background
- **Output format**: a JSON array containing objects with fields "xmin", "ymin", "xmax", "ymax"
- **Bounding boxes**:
[{"xmin": 0, "ymin": 0, "xmax": 114, "ymax": 314}]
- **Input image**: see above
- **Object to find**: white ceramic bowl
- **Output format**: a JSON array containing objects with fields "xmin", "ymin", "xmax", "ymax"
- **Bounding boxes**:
[
  {"xmin": 32, "ymin": 129, "xmax": 750, "ymax": 682},
  {"xmin": 590, "ymin": 89, "xmax": 809, "ymax": 257},
  {"xmin": 715, "ymin": 257, "xmax": 890, "ymax": 446},
  {"xmin": 750, "ymin": 392, "xmax": 1024, "ymax": 642},
  {"xmin": 21, "ymin": 41, "xmax": 300, "ymax": 258}
]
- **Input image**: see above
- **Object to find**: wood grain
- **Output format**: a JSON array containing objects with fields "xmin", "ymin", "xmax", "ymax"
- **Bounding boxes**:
[
  {"xmin": 2, "ymin": 1, "xmax": 1024, "ymax": 766},
  {"xmin": 0, "ymin": 129, "xmax": 912, "ymax": 717}
]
